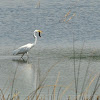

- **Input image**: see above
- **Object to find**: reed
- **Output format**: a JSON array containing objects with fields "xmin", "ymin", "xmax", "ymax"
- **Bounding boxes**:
[
  {"xmin": 0, "ymin": 54, "xmax": 99, "ymax": 100},
  {"xmin": 0, "ymin": 70, "xmax": 99, "ymax": 100},
  {"xmin": 72, "ymin": 37, "xmax": 100, "ymax": 100}
]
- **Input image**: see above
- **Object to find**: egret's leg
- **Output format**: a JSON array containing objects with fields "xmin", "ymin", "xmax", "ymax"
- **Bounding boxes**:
[
  {"xmin": 27, "ymin": 52, "xmax": 29, "ymax": 58},
  {"xmin": 21, "ymin": 54, "xmax": 24, "ymax": 58}
]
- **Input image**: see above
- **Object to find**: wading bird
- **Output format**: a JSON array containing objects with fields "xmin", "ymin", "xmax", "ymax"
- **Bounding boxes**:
[{"xmin": 13, "ymin": 30, "xmax": 42, "ymax": 58}]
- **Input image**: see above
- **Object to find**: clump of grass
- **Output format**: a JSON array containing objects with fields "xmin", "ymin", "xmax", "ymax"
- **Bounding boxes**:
[
  {"xmin": 0, "ymin": 59, "xmax": 99, "ymax": 100},
  {"xmin": 0, "ymin": 71, "xmax": 99, "ymax": 100},
  {"xmin": 0, "ymin": 51, "xmax": 100, "ymax": 100},
  {"xmin": 0, "ymin": 89, "xmax": 19, "ymax": 100}
]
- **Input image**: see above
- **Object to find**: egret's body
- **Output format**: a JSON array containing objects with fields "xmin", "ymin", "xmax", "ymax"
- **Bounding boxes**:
[
  {"xmin": 13, "ymin": 30, "xmax": 42, "ymax": 58},
  {"xmin": 13, "ymin": 43, "xmax": 34, "ymax": 55}
]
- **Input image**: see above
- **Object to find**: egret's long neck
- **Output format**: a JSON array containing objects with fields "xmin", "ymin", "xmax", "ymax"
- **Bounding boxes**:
[{"xmin": 33, "ymin": 32, "xmax": 37, "ymax": 45}]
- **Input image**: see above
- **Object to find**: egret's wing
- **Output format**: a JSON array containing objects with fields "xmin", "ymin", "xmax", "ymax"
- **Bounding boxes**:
[{"xmin": 13, "ymin": 45, "xmax": 30, "ymax": 55}]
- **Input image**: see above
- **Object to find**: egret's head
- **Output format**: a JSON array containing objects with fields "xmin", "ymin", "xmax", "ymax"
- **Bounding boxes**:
[{"xmin": 34, "ymin": 30, "xmax": 42, "ymax": 37}]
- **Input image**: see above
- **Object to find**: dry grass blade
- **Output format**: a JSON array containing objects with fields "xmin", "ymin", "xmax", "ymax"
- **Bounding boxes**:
[
  {"xmin": 57, "ymin": 87, "xmax": 61, "ymax": 100},
  {"xmin": 36, "ymin": 81, "xmax": 47, "ymax": 100},
  {"xmin": 3, "ymin": 65, "xmax": 19, "ymax": 98},
  {"xmin": 28, "ymin": 96, "xmax": 29, "ymax": 100},
  {"xmin": 7, "ymin": 94, "xmax": 10, "ymax": 100},
  {"xmin": 64, "ymin": 10, "xmax": 71, "ymax": 17},
  {"xmin": 4, "ymin": 84, "xmax": 10, "ymax": 95},
  {"xmin": 48, "ymin": 87, "xmax": 49, "ymax": 100},
  {"xmin": 76, "ymin": 40, "xmax": 85, "ymax": 92},
  {"xmin": 66, "ymin": 13, "xmax": 76, "ymax": 23},
  {"xmin": 0, "ymin": 89, "xmax": 5, "ymax": 100},
  {"xmin": 72, "ymin": 33, "xmax": 77, "ymax": 100},
  {"xmin": 58, "ymin": 81, "xmax": 73, "ymax": 100},
  {"xmin": 60, "ymin": 10, "xmax": 71, "ymax": 22},
  {"xmin": 97, "ymin": 96, "xmax": 100, "ymax": 100},
  {"xmin": 2, "ymin": 78, "xmax": 9, "ymax": 92},
  {"xmin": 36, "ymin": 94, "xmax": 39, "ymax": 100},
  {"xmin": 40, "ymin": 60, "xmax": 62, "ymax": 86},
  {"xmin": 10, "ymin": 65, "xmax": 18, "ymax": 100},
  {"xmin": 89, "ymin": 74, "xmax": 100, "ymax": 100},
  {"xmin": 79, "ymin": 57, "xmax": 91, "ymax": 100},
  {"xmin": 68, "ymin": 96, "xmax": 70, "ymax": 100},
  {"xmin": 63, "ymin": 10, "xmax": 71, "ymax": 21},
  {"xmin": 12, "ymin": 92, "xmax": 20, "ymax": 100},
  {"xmin": 37, "ymin": 84, "xmax": 70, "ymax": 89},
  {"xmin": 83, "ymin": 74, "xmax": 98, "ymax": 98},
  {"xmin": 53, "ymin": 72, "xmax": 60, "ymax": 100}
]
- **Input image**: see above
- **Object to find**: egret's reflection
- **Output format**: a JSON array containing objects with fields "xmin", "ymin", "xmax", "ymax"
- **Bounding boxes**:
[
  {"xmin": 12, "ymin": 58, "xmax": 29, "ymax": 64},
  {"xmin": 12, "ymin": 58, "xmax": 41, "ymax": 90}
]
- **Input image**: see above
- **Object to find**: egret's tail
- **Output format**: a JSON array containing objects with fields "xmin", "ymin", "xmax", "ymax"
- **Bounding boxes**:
[{"xmin": 13, "ymin": 49, "xmax": 18, "ymax": 55}]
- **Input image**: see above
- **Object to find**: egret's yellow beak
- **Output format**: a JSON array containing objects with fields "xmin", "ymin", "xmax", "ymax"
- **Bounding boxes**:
[
  {"xmin": 38, "ymin": 30, "xmax": 42, "ymax": 37},
  {"xmin": 38, "ymin": 30, "xmax": 42, "ymax": 33}
]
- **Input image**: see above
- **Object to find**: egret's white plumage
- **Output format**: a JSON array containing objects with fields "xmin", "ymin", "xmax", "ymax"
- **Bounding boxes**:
[{"xmin": 13, "ymin": 30, "xmax": 42, "ymax": 58}]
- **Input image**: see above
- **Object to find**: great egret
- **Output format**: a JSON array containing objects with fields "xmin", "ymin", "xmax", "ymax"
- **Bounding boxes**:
[{"xmin": 13, "ymin": 30, "xmax": 42, "ymax": 58}]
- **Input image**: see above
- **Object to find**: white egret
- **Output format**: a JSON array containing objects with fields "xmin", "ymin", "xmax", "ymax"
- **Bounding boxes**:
[{"xmin": 13, "ymin": 30, "xmax": 42, "ymax": 58}]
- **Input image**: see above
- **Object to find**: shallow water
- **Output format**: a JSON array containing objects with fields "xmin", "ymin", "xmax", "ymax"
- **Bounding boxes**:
[{"xmin": 0, "ymin": 0, "xmax": 100, "ymax": 99}]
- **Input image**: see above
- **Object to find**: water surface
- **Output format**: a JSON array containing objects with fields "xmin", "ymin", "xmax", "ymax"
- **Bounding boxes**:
[{"xmin": 0, "ymin": 0, "xmax": 100, "ymax": 99}]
